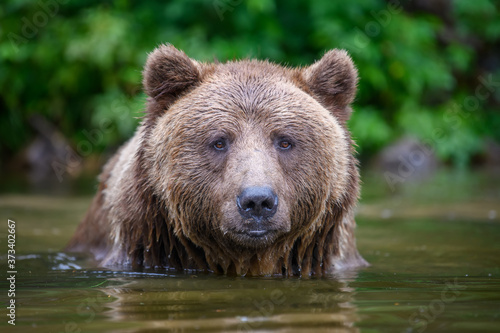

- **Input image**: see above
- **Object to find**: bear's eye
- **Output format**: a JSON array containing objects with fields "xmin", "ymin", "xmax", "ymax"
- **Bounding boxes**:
[
  {"xmin": 278, "ymin": 140, "xmax": 292, "ymax": 150},
  {"xmin": 213, "ymin": 139, "xmax": 227, "ymax": 151}
]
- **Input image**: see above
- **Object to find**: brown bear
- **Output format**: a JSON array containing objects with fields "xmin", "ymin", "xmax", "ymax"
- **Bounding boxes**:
[{"xmin": 66, "ymin": 44, "xmax": 368, "ymax": 276}]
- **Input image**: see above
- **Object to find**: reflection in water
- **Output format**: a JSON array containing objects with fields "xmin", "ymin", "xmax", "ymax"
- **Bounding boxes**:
[{"xmin": 100, "ymin": 269, "xmax": 363, "ymax": 332}]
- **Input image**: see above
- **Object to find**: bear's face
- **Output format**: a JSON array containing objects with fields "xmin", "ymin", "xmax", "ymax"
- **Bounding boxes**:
[{"xmin": 143, "ymin": 46, "xmax": 357, "ymax": 254}]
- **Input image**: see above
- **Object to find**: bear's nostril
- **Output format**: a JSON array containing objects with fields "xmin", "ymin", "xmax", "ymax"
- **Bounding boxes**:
[
  {"xmin": 237, "ymin": 186, "xmax": 278, "ymax": 220},
  {"xmin": 246, "ymin": 202, "xmax": 255, "ymax": 211},
  {"xmin": 262, "ymin": 200, "xmax": 271, "ymax": 210}
]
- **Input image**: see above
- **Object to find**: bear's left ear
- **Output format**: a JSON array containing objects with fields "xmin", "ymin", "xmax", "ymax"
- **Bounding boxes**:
[
  {"xmin": 301, "ymin": 49, "xmax": 358, "ymax": 123},
  {"xmin": 143, "ymin": 44, "xmax": 202, "ymax": 116}
]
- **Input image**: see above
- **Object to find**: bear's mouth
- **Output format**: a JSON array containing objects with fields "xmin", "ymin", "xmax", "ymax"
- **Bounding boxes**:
[
  {"xmin": 226, "ymin": 227, "xmax": 279, "ymax": 248},
  {"xmin": 246, "ymin": 229, "xmax": 269, "ymax": 237}
]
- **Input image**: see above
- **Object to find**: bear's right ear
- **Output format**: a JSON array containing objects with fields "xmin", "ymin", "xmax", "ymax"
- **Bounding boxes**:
[{"xmin": 143, "ymin": 44, "xmax": 201, "ymax": 114}]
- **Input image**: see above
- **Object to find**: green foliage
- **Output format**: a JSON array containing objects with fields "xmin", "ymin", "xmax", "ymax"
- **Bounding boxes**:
[
  {"xmin": 1, "ymin": 0, "xmax": 499, "ymax": 168},
  {"xmin": 350, "ymin": 107, "xmax": 393, "ymax": 153}
]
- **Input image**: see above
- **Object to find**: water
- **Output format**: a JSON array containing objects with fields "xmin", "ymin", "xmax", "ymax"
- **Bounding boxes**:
[{"xmin": 1, "ymin": 170, "xmax": 499, "ymax": 332}]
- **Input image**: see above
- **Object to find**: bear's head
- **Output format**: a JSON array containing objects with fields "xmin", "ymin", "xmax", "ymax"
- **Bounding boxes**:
[{"xmin": 139, "ymin": 45, "xmax": 359, "ymax": 275}]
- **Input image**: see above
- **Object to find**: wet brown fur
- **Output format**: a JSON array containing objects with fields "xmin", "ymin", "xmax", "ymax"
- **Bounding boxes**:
[{"xmin": 66, "ymin": 44, "xmax": 368, "ymax": 276}]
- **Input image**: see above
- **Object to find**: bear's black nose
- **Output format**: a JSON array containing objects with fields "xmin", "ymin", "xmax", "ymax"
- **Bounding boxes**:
[{"xmin": 237, "ymin": 187, "xmax": 278, "ymax": 222}]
